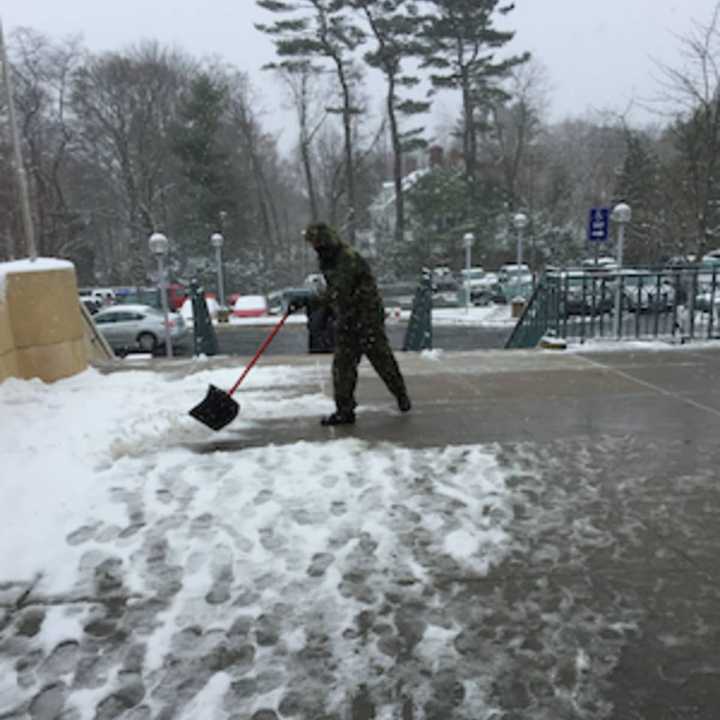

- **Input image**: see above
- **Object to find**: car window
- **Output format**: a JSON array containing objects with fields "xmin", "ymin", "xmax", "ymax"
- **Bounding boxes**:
[
  {"xmin": 94, "ymin": 314, "xmax": 115, "ymax": 324},
  {"xmin": 112, "ymin": 312, "xmax": 138, "ymax": 322}
]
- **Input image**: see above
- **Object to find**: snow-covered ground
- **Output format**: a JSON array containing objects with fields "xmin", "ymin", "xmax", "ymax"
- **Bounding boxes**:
[
  {"xmin": 0, "ymin": 362, "xmax": 640, "ymax": 719},
  {"xmin": 221, "ymin": 304, "xmax": 515, "ymax": 328},
  {"xmin": 400, "ymin": 304, "xmax": 514, "ymax": 327}
]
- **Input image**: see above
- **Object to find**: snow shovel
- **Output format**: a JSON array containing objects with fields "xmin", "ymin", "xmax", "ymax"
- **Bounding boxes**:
[{"xmin": 189, "ymin": 310, "xmax": 291, "ymax": 431}]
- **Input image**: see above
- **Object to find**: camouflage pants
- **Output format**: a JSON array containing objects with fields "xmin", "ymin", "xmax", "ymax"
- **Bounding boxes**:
[{"xmin": 332, "ymin": 324, "xmax": 408, "ymax": 414}]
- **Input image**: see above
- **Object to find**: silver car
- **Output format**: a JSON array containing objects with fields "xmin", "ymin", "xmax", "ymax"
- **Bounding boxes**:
[{"xmin": 93, "ymin": 304, "xmax": 188, "ymax": 353}]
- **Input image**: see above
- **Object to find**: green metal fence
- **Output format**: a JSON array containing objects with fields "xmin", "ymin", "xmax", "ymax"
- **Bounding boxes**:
[{"xmin": 506, "ymin": 266, "xmax": 720, "ymax": 349}]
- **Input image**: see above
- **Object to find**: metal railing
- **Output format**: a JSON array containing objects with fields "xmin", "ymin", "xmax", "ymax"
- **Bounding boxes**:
[{"xmin": 506, "ymin": 266, "xmax": 720, "ymax": 349}]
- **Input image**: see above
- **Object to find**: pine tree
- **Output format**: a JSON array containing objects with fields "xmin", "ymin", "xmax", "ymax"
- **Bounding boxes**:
[
  {"xmin": 171, "ymin": 72, "xmax": 232, "ymax": 258},
  {"xmin": 419, "ymin": 1, "xmax": 528, "ymax": 189},
  {"xmin": 613, "ymin": 131, "xmax": 666, "ymax": 265}
]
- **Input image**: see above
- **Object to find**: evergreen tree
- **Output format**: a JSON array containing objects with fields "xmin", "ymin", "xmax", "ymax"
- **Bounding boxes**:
[
  {"xmin": 419, "ymin": 1, "xmax": 528, "ymax": 189},
  {"xmin": 172, "ymin": 72, "xmax": 232, "ymax": 258},
  {"xmin": 402, "ymin": 166, "xmax": 503, "ymax": 271},
  {"xmin": 613, "ymin": 131, "xmax": 666, "ymax": 265}
]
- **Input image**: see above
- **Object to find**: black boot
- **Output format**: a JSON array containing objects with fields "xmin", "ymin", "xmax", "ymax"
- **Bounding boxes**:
[
  {"xmin": 321, "ymin": 411, "xmax": 356, "ymax": 426},
  {"xmin": 397, "ymin": 393, "xmax": 412, "ymax": 413}
]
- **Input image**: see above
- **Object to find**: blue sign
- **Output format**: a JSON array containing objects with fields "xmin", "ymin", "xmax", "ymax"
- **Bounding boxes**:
[{"xmin": 588, "ymin": 207, "xmax": 610, "ymax": 242}]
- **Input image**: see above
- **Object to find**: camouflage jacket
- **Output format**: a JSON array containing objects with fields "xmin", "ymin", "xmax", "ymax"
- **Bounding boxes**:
[{"xmin": 309, "ymin": 229, "xmax": 384, "ymax": 333}]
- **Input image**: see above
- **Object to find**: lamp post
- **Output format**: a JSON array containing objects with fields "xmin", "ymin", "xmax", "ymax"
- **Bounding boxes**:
[
  {"xmin": 612, "ymin": 202, "xmax": 632, "ymax": 338},
  {"xmin": 210, "ymin": 232, "xmax": 225, "ymax": 308},
  {"xmin": 148, "ymin": 232, "xmax": 172, "ymax": 358},
  {"xmin": 463, "ymin": 232, "xmax": 475, "ymax": 314},
  {"xmin": 513, "ymin": 212, "xmax": 528, "ymax": 269}
]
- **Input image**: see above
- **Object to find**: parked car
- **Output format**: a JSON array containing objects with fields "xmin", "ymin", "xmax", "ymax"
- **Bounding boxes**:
[
  {"xmin": 79, "ymin": 287, "xmax": 116, "ymax": 306},
  {"xmin": 114, "ymin": 284, "xmax": 186, "ymax": 311},
  {"xmin": 498, "ymin": 263, "xmax": 534, "ymax": 302},
  {"xmin": 432, "ymin": 277, "xmax": 461, "ymax": 308},
  {"xmin": 556, "ymin": 271, "xmax": 615, "ymax": 316},
  {"xmin": 581, "ymin": 257, "xmax": 619, "ymax": 272},
  {"xmin": 232, "ymin": 295, "xmax": 269, "ymax": 318},
  {"xmin": 266, "ymin": 288, "xmax": 316, "ymax": 315},
  {"xmin": 618, "ymin": 272, "xmax": 676, "ymax": 312},
  {"xmin": 458, "ymin": 267, "xmax": 502, "ymax": 305},
  {"xmin": 79, "ymin": 297, "xmax": 102, "ymax": 315},
  {"xmin": 93, "ymin": 304, "xmax": 187, "ymax": 353},
  {"xmin": 180, "ymin": 294, "xmax": 220, "ymax": 323},
  {"xmin": 379, "ymin": 281, "xmax": 417, "ymax": 311}
]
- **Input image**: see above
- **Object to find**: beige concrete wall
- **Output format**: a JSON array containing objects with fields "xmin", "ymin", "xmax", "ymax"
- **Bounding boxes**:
[
  {"xmin": 0, "ymin": 264, "xmax": 89, "ymax": 384},
  {"xmin": 0, "ymin": 299, "xmax": 19, "ymax": 380}
]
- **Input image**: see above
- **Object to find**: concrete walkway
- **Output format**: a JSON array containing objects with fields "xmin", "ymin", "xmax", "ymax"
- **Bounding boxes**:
[
  {"xmin": 94, "ymin": 345, "xmax": 720, "ymax": 718},
  {"xmin": 188, "ymin": 345, "xmax": 720, "ymax": 719}
]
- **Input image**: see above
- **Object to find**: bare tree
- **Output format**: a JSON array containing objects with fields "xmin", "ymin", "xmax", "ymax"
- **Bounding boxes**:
[
  {"xmin": 276, "ymin": 61, "xmax": 328, "ymax": 223},
  {"xmin": 657, "ymin": 1, "xmax": 720, "ymax": 256},
  {"xmin": 486, "ymin": 60, "xmax": 549, "ymax": 210},
  {"xmin": 72, "ymin": 42, "xmax": 191, "ymax": 283},
  {"xmin": 8, "ymin": 29, "xmax": 84, "ymax": 259}
]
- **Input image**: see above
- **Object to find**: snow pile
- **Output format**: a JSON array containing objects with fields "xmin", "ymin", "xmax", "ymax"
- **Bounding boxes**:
[
  {"xmin": 0, "ymin": 257, "xmax": 74, "ymax": 302},
  {"xmin": 400, "ymin": 304, "xmax": 515, "ymax": 327},
  {"xmin": 0, "ymin": 365, "xmax": 643, "ymax": 719},
  {"xmin": 0, "ymin": 365, "xmax": 516, "ymax": 718},
  {"xmin": 421, "ymin": 348, "xmax": 445, "ymax": 361}
]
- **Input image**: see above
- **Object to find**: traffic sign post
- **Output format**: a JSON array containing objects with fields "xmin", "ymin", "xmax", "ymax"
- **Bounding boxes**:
[
  {"xmin": 588, "ymin": 207, "xmax": 610, "ymax": 266},
  {"xmin": 588, "ymin": 207, "xmax": 610, "ymax": 242}
]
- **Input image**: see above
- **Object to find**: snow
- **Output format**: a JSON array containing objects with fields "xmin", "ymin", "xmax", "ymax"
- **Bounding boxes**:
[
  {"xmin": 0, "ymin": 362, "xmax": 518, "ymax": 717},
  {"xmin": 0, "ymin": 357, "xmax": 647, "ymax": 718},
  {"xmin": 0, "ymin": 257, "xmax": 74, "ymax": 302},
  {"xmin": 397, "ymin": 304, "xmax": 515, "ymax": 327},
  {"xmin": 563, "ymin": 338, "xmax": 720, "ymax": 353}
]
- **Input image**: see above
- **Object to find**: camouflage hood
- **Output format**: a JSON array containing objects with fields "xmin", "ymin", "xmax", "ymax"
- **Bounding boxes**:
[{"xmin": 304, "ymin": 223, "xmax": 344, "ymax": 266}]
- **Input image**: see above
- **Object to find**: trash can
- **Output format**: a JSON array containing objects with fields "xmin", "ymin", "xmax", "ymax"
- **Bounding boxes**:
[
  {"xmin": 511, "ymin": 296, "xmax": 526, "ymax": 318},
  {"xmin": 308, "ymin": 307, "xmax": 335, "ymax": 353}
]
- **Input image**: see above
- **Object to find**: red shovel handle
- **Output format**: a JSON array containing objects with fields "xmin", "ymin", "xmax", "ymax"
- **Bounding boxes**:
[{"xmin": 228, "ymin": 310, "xmax": 291, "ymax": 397}]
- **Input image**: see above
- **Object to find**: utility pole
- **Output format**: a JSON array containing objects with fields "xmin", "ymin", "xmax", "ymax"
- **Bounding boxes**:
[{"xmin": 0, "ymin": 18, "xmax": 36, "ymax": 260}]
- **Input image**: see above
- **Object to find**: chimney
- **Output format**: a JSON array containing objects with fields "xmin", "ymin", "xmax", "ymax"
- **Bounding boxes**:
[{"xmin": 429, "ymin": 145, "xmax": 444, "ymax": 168}]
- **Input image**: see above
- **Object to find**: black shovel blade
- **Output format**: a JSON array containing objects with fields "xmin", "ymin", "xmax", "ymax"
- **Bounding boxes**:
[{"xmin": 189, "ymin": 384, "xmax": 240, "ymax": 431}]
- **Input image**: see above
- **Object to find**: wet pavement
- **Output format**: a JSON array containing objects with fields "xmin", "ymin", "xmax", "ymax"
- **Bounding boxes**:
[
  {"xmin": 182, "ymin": 346, "xmax": 720, "ymax": 718},
  {"xmin": 3, "ymin": 345, "xmax": 720, "ymax": 719},
  {"xmin": 196, "ymin": 322, "xmax": 513, "ymax": 357}
]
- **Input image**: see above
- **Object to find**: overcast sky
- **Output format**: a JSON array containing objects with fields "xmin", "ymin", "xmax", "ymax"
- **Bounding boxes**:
[{"xmin": 3, "ymin": 0, "xmax": 718, "ymax": 146}]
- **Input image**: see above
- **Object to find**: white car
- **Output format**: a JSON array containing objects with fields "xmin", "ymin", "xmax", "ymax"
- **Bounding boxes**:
[
  {"xmin": 459, "ymin": 267, "xmax": 500, "ymax": 304},
  {"xmin": 232, "ymin": 295, "xmax": 269, "ymax": 318},
  {"xmin": 618, "ymin": 272, "xmax": 676, "ymax": 312},
  {"xmin": 93, "ymin": 304, "xmax": 187, "ymax": 353},
  {"xmin": 180, "ymin": 295, "xmax": 220, "ymax": 323}
]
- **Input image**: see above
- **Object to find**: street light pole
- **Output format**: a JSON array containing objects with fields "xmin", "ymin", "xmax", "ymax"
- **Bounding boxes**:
[
  {"xmin": 149, "ymin": 232, "xmax": 172, "ymax": 358},
  {"xmin": 463, "ymin": 232, "xmax": 474, "ymax": 314},
  {"xmin": 513, "ymin": 212, "xmax": 528, "ymax": 269},
  {"xmin": 612, "ymin": 203, "xmax": 632, "ymax": 338},
  {"xmin": 210, "ymin": 232, "xmax": 225, "ymax": 308}
]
